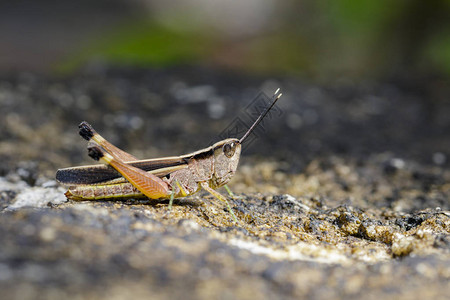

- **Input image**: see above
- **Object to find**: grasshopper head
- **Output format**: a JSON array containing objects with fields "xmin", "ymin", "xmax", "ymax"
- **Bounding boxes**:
[
  {"xmin": 211, "ymin": 138, "xmax": 241, "ymax": 188},
  {"xmin": 209, "ymin": 88, "xmax": 282, "ymax": 188}
]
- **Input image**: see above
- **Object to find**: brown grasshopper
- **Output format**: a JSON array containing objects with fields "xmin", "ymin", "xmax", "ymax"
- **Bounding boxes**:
[{"xmin": 56, "ymin": 89, "xmax": 282, "ymax": 222}]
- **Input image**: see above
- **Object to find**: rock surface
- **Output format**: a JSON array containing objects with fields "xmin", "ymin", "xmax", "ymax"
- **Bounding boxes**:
[{"xmin": 0, "ymin": 67, "xmax": 449, "ymax": 299}]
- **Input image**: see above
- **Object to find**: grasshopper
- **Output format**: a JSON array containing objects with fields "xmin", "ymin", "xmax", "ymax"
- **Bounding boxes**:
[{"xmin": 56, "ymin": 89, "xmax": 282, "ymax": 222}]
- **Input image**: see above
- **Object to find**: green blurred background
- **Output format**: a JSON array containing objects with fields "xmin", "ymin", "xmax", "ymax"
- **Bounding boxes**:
[{"xmin": 1, "ymin": 0, "xmax": 449, "ymax": 80}]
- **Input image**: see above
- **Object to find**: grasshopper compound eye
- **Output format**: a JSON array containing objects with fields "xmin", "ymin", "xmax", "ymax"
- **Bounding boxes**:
[{"xmin": 223, "ymin": 142, "xmax": 236, "ymax": 158}]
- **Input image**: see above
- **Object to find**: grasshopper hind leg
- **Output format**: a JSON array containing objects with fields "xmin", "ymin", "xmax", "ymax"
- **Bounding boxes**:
[{"xmin": 86, "ymin": 144, "xmax": 171, "ymax": 200}]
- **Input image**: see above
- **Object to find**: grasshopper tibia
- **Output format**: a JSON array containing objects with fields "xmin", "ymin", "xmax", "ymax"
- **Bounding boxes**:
[{"xmin": 79, "ymin": 121, "xmax": 95, "ymax": 141}]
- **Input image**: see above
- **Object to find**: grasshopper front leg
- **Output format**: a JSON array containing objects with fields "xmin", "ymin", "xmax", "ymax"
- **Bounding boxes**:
[{"xmin": 200, "ymin": 182, "xmax": 238, "ymax": 223}]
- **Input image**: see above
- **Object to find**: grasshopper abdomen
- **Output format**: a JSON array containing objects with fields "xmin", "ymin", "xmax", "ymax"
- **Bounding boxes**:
[{"xmin": 66, "ymin": 183, "xmax": 144, "ymax": 200}]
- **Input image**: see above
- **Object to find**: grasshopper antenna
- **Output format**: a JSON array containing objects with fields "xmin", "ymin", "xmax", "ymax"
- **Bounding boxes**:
[{"xmin": 239, "ymin": 88, "xmax": 282, "ymax": 144}]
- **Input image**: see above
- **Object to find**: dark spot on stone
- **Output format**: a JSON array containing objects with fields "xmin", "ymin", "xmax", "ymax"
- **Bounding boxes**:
[{"xmin": 395, "ymin": 215, "xmax": 425, "ymax": 231}]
